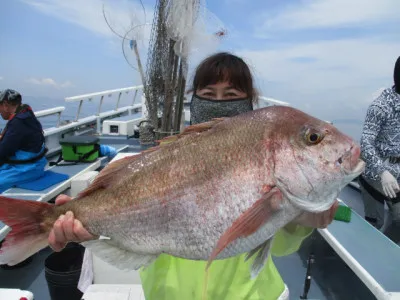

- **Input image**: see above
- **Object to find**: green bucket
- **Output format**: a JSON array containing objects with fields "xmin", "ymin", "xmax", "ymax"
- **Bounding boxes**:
[{"xmin": 59, "ymin": 136, "xmax": 99, "ymax": 163}]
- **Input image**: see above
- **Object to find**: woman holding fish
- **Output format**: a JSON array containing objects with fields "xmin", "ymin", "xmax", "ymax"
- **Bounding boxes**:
[{"xmin": 45, "ymin": 52, "xmax": 344, "ymax": 300}]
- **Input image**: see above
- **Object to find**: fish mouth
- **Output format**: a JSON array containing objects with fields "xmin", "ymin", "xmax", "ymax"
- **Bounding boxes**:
[
  {"xmin": 336, "ymin": 145, "xmax": 365, "ymax": 176},
  {"xmin": 343, "ymin": 159, "xmax": 365, "ymax": 176}
]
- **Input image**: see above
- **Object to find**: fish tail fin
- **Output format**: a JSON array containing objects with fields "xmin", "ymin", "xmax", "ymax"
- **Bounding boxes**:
[{"xmin": 0, "ymin": 195, "xmax": 54, "ymax": 266}]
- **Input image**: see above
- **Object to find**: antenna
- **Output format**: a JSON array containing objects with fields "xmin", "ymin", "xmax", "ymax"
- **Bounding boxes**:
[{"xmin": 122, "ymin": 23, "xmax": 151, "ymax": 88}]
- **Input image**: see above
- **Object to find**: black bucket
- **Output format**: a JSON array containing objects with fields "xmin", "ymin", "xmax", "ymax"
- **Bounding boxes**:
[{"xmin": 45, "ymin": 243, "xmax": 85, "ymax": 300}]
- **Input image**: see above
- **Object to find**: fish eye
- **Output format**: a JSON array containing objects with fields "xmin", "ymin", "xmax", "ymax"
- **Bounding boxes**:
[{"xmin": 305, "ymin": 130, "xmax": 324, "ymax": 145}]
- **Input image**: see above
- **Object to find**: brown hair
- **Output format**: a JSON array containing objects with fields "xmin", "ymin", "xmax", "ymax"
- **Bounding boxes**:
[{"xmin": 191, "ymin": 52, "xmax": 258, "ymax": 103}]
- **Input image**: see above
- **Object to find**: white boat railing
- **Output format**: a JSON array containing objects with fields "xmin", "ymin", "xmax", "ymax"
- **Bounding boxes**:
[
  {"xmin": 258, "ymin": 96, "xmax": 290, "ymax": 107},
  {"xmin": 65, "ymin": 85, "xmax": 144, "ymax": 121},
  {"xmin": 35, "ymin": 106, "xmax": 65, "ymax": 127},
  {"xmin": 35, "ymin": 86, "xmax": 145, "ymax": 156}
]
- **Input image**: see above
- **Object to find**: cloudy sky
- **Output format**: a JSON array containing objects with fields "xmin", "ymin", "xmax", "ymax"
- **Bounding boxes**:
[{"xmin": 1, "ymin": 0, "xmax": 399, "ymax": 127}]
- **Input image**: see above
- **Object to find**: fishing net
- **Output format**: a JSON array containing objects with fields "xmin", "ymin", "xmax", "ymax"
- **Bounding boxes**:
[
  {"xmin": 102, "ymin": 0, "xmax": 147, "ymax": 39},
  {"xmin": 175, "ymin": 4, "xmax": 226, "ymax": 62},
  {"xmin": 138, "ymin": 120, "xmax": 156, "ymax": 145},
  {"xmin": 103, "ymin": 0, "xmax": 227, "ymax": 144},
  {"xmin": 143, "ymin": 0, "xmax": 226, "ymax": 143},
  {"xmin": 165, "ymin": 0, "xmax": 200, "ymax": 42}
]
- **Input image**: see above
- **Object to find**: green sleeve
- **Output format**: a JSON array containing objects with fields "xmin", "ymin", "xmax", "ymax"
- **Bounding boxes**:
[{"xmin": 271, "ymin": 224, "xmax": 313, "ymax": 257}]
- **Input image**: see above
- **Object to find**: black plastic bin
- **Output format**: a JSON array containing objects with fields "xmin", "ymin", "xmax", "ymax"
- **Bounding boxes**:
[{"xmin": 45, "ymin": 243, "xmax": 85, "ymax": 300}]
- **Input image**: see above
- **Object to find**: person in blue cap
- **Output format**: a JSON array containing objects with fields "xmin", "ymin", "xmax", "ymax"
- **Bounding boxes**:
[{"xmin": 0, "ymin": 89, "xmax": 48, "ymax": 192}]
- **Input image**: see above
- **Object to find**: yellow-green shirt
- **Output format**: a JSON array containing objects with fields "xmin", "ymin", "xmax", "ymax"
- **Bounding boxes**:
[{"xmin": 139, "ymin": 225, "xmax": 313, "ymax": 300}]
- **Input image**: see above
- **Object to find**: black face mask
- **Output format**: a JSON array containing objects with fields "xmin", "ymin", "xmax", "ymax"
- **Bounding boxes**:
[{"xmin": 190, "ymin": 94, "xmax": 253, "ymax": 125}]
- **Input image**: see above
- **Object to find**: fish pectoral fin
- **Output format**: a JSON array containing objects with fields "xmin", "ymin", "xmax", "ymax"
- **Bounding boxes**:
[
  {"xmin": 206, "ymin": 187, "xmax": 283, "ymax": 270},
  {"xmin": 245, "ymin": 239, "xmax": 272, "ymax": 278},
  {"xmin": 82, "ymin": 240, "xmax": 158, "ymax": 271}
]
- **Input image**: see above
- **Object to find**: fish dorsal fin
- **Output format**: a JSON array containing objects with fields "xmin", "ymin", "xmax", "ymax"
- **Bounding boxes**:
[
  {"xmin": 155, "ymin": 118, "xmax": 227, "ymax": 144},
  {"xmin": 180, "ymin": 118, "xmax": 226, "ymax": 135},
  {"xmin": 206, "ymin": 186, "xmax": 283, "ymax": 270},
  {"xmin": 76, "ymin": 153, "xmax": 142, "ymax": 199}
]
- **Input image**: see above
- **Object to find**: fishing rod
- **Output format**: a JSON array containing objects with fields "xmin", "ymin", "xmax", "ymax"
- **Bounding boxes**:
[{"xmin": 300, "ymin": 253, "xmax": 315, "ymax": 299}]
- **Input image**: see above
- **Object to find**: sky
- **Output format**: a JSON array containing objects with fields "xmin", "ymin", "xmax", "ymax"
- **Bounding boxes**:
[{"xmin": 1, "ymin": 0, "xmax": 399, "ymax": 128}]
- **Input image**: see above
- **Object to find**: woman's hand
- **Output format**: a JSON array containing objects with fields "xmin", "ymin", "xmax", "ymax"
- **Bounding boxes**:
[
  {"xmin": 48, "ymin": 194, "xmax": 95, "ymax": 251},
  {"xmin": 290, "ymin": 200, "xmax": 339, "ymax": 229}
]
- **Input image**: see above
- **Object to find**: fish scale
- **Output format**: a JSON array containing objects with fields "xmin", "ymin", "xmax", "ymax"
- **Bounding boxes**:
[{"xmin": 0, "ymin": 106, "xmax": 365, "ymax": 276}]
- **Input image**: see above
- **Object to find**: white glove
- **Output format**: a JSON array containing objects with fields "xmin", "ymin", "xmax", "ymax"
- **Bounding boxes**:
[{"xmin": 381, "ymin": 170, "xmax": 399, "ymax": 198}]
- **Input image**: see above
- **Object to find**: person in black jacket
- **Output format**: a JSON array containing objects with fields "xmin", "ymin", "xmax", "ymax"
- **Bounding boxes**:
[{"xmin": 0, "ymin": 89, "xmax": 47, "ymax": 192}]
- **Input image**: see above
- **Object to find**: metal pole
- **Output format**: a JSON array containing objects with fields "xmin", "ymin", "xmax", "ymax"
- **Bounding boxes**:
[
  {"xmin": 96, "ymin": 117, "xmax": 101, "ymax": 134},
  {"xmin": 132, "ymin": 40, "xmax": 147, "ymax": 88},
  {"xmin": 57, "ymin": 112, "xmax": 61, "ymax": 127},
  {"xmin": 132, "ymin": 90, "xmax": 138, "ymax": 106},
  {"xmin": 173, "ymin": 59, "xmax": 185, "ymax": 132},
  {"xmin": 300, "ymin": 253, "xmax": 315, "ymax": 299},
  {"xmin": 116, "ymin": 92, "xmax": 122, "ymax": 110},
  {"xmin": 98, "ymin": 95, "xmax": 104, "ymax": 116},
  {"xmin": 75, "ymin": 100, "xmax": 83, "ymax": 121}
]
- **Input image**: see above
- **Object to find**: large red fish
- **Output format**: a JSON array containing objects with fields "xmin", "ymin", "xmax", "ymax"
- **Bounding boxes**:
[{"xmin": 0, "ymin": 106, "xmax": 364, "ymax": 277}]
